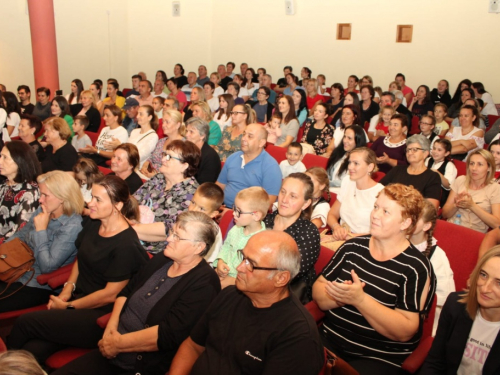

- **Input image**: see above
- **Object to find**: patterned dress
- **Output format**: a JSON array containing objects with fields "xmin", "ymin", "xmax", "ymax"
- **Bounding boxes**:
[
  {"xmin": 212, "ymin": 127, "xmax": 243, "ymax": 162},
  {"xmin": 134, "ymin": 174, "xmax": 198, "ymax": 253},
  {"xmin": 300, "ymin": 120, "xmax": 335, "ymax": 155},
  {"xmin": 0, "ymin": 181, "xmax": 40, "ymax": 244}
]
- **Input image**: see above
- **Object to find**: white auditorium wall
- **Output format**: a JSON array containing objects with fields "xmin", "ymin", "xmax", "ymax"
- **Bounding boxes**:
[{"xmin": 1, "ymin": 0, "xmax": 499, "ymax": 99}]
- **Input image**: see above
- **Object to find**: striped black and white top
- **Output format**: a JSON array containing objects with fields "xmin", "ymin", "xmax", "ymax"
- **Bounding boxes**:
[{"xmin": 321, "ymin": 235, "xmax": 436, "ymax": 368}]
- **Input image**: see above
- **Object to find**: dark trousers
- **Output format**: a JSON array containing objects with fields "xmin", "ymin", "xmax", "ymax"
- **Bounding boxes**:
[
  {"xmin": 8, "ymin": 308, "xmax": 108, "ymax": 363},
  {"xmin": 321, "ymin": 335, "xmax": 407, "ymax": 375},
  {"xmin": 0, "ymin": 282, "xmax": 52, "ymax": 313},
  {"xmin": 51, "ymin": 349, "xmax": 129, "ymax": 375}
]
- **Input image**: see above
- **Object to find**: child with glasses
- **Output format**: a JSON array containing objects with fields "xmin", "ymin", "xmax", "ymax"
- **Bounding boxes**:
[
  {"xmin": 213, "ymin": 187, "xmax": 269, "ymax": 288},
  {"xmin": 419, "ymin": 114, "xmax": 439, "ymax": 149}
]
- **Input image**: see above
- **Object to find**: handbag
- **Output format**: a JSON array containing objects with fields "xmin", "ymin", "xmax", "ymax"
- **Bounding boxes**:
[
  {"xmin": 0, "ymin": 238, "xmax": 35, "ymax": 299},
  {"xmin": 324, "ymin": 348, "xmax": 359, "ymax": 375}
]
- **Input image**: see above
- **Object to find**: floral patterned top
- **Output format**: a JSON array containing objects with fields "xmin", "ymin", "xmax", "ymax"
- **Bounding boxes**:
[
  {"xmin": 134, "ymin": 174, "xmax": 198, "ymax": 254},
  {"xmin": 0, "ymin": 181, "xmax": 40, "ymax": 244},
  {"xmin": 212, "ymin": 127, "xmax": 243, "ymax": 162},
  {"xmin": 147, "ymin": 137, "xmax": 168, "ymax": 171},
  {"xmin": 300, "ymin": 120, "xmax": 335, "ymax": 155}
]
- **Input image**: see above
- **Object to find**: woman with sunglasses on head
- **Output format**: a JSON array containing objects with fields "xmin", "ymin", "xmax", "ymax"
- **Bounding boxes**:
[
  {"xmin": 133, "ymin": 140, "xmax": 200, "ymax": 254},
  {"xmin": 213, "ymin": 104, "xmax": 253, "ymax": 163},
  {"xmin": 380, "ymin": 134, "xmax": 441, "ymax": 209}
]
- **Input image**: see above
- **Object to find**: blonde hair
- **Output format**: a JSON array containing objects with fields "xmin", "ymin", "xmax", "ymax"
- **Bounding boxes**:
[
  {"xmin": 38, "ymin": 171, "xmax": 84, "ymax": 215},
  {"xmin": 306, "ymin": 78, "xmax": 318, "ymax": 95},
  {"xmin": 0, "ymin": 350, "xmax": 45, "ymax": 375},
  {"xmin": 192, "ymin": 101, "xmax": 213, "ymax": 121},
  {"xmin": 378, "ymin": 105, "xmax": 395, "ymax": 120},
  {"xmin": 305, "ymin": 167, "xmax": 330, "ymax": 202},
  {"xmin": 79, "ymin": 89, "xmax": 97, "ymax": 108},
  {"xmin": 235, "ymin": 187, "xmax": 270, "ymax": 216},
  {"xmin": 460, "ymin": 245, "xmax": 500, "ymax": 319},
  {"xmin": 44, "ymin": 117, "xmax": 72, "ymax": 141},
  {"xmin": 465, "ymin": 149, "xmax": 496, "ymax": 189},
  {"xmin": 164, "ymin": 109, "xmax": 186, "ymax": 136},
  {"xmin": 192, "ymin": 87, "xmax": 205, "ymax": 102}
]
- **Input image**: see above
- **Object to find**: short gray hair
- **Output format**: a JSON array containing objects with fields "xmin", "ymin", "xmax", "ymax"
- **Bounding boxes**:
[
  {"xmin": 392, "ymin": 90, "xmax": 404, "ymax": 101},
  {"xmin": 176, "ymin": 211, "xmax": 218, "ymax": 257},
  {"xmin": 407, "ymin": 134, "xmax": 430, "ymax": 152},
  {"xmin": 166, "ymin": 97, "xmax": 180, "ymax": 110},
  {"xmin": 186, "ymin": 117, "xmax": 210, "ymax": 143}
]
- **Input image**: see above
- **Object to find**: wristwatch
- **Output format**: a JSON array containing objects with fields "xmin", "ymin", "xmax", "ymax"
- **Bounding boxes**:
[{"xmin": 66, "ymin": 304, "xmax": 75, "ymax": 310}]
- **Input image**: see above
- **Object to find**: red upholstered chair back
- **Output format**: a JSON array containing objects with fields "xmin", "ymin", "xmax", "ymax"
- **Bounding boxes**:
[
  {"xmin": 303, "ymin": 153, "xmax": 328, "ymax": 169},
  {"xmin": 0, "ymin": 337, "xmax": 7, "ymax": 353},
  {"xmin": 452, "ymin": 159, "xmax": 466, "ymax": 177},
  {"xmin": 266, "ymin": 143, "xmax": 287, "ymax": 164},
  {"xmin": 410, "ymin": 116, "xmax": 420, "ymax": 135},
  {"xmin": 85, "ymin": 131, "xmax": 99, "ymax": 146},
  {"xmin": 371, "ymin": 171, "xmax": 385, "ymax": 182},
  {"xmin": 315, "ymin": 246, "xmax": 335, "ymax": 275},
  {"xmin": 98, "ymin": 166, "xmax": 112, "ymax": 175},
  {"xmin": 433, "ymin": 220, "xmax": 484, "ymax": 291},
  {"xmin": 219, "ymin": 209, "xmax": 234, "ymax": 240},
  {"xmin": 296, "ymin": 126, "xmax": 305, "ymax": 142}
]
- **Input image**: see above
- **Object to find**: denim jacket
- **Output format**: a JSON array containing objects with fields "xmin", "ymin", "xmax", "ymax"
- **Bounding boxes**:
[{"xmin": 7, "ymin": 207, "xmax": 83, "ymax": 289}]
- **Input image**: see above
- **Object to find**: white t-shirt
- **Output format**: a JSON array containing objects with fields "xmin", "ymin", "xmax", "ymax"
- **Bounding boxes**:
[
  {"xmin": 128, "ymin": 128, "xmax": 159, "ymax": 169},
  {"xmin": 65, "ymin": 94, "xmax": 78, "ymax": 105},
  {"xmin": 152, "ymin": 92, "xmax": 168, "ymax": 99},
  {"xmin": 6, "ymin": 112, "xmax": 20, "ymax": 138},
  {"xmin": 413, "ymin": 238, "xmax": 455, "ymax": 336},
  {"xmin": 457, "ymin": 310, "xmax": 500, "ymax": 375},
  {"xmin": 238, "ymin": 86, "xmax": 250, "ymax": 99},
  {"xmin": 207, "ymin": 97, "xmax": 219, "ymax": 113},
  {"xmin": 424, "ymin": 158, "xmax": 458, "ymax": 190},
  {"xmin": 446, "ymin": 126, "xmax": 485, "ymax": 161},
  {"xmin": 480, "ymin": 92, "xmax": 499, "ymax": 116},
  {"xmin": 214, "ymin": 113, "xmax": 232, "ymax": 132},
  {"xmin": 311, "ymin": 200, "xmax": 330, "ymax": 228},
  {"xmin": 279, "ymin": 159, "xmax": 305, "ymax": 178},
  {"xmin": 96, "ymin": 126, "xmax": 129, "ymax": 152},
  {"xmin": 337, "ymin": 176, "xmax": 384, "ymax": 234},
  {"xmin": 204, "ymin": 225, "xmax": 223, "ymax": 265},
  {"xmin": 213, "ymin": 86, "xmax": 224, "ymax": 98},
  {"xmin": 80, "ymin": 184, "xmax": 93, "ymax": 204}
]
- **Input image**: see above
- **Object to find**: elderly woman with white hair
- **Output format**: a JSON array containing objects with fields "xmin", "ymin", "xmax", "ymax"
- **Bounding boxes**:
[{"xmin": 380, "ymin": 134, "xmax": 442, "ymax": 209}]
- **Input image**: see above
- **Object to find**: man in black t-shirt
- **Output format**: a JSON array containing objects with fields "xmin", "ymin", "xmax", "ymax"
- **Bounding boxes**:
[
  {"xmin": 169, "ymin": 230, "xmax": 324, "ymax": 375},
  {"xmin": 18, "ymin": 85, "xmax": 34, "ymax": 115}
]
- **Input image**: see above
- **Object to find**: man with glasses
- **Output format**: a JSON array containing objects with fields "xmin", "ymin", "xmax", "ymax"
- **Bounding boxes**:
[
  {"xmin": 216, "ymin": 124, "xmax": 282, "ymax": 208},
  {"xmin": 169, "ymin": 230, "xmax": 324, "ymax": 375}
]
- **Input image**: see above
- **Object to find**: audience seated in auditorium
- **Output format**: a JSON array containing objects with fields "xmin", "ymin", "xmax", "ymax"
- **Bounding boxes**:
[
  {"xmin": 191, "ymin": 101, "xmax": 221, "ymax": 146},
  {"xmin": 217, "ymin": 124, "xmax": 281, "ymax": 207},
  {"xmin": 8, "ymin": 176, "xmax": 148, "ymax": 366},
  {"xmin": 134, "ymin": 140, "xmax": 200, "ymax": 254},
  {"xmin": 69, "ymin": 89, "xmax": 101, "ymax": 132},
  {"xmin": 275, "ymin": 95, "xmax": 300, "ymax": 148},
  {"xmin": 324, "ymin": 148, "xmax": 383, "ymax": 250},
  {"xmin": 264, "ymin": 173, "xmax": 320, "ymax": 303},
  {"xmin": 422, "ymin": 246, "xmax": 500, "ymax": 374},
  {"xmin": 18, "ymin": 114, "xmax": 45, "ymax": 160},
  {"xmin": 446, "ymin": 104, "xmax": 484, "ymax": 161},
  {"xmin": 41, "ymin": 117, "xmax": 78, "ymax": 173},
  {"xmin": 300, "ymin": 102, "xmax": 334, "ymax": 156},
  {"xmin": 314, "ymin": 183, "xmax": 435, "ymax": 374},
  {"xmin": 0, "ymin": 141, "xmax": 41, "ymax": 244},
  {"xmin": 425, "ymin": 138, "xmax": 457, "ymax": 207},
  {"xmin": 304, "ymin": 167, "xmax": 330, "ymax": 230},
  {"xmin": 213, "ymin": 103, "xmax": 253, "ymax": 162},
  {"xmin": 110, "ymin": 143, "xmax": 143, "ymax": 194},
  {"xmin": 169, "ymin": 230, "xmax": 324, "ymax": 375},
  {"xmin": 442, "ymin": 149, "xmax": 500, "ymax": 233},
  {"xmin": 380, "ymin": 134, "xmax": 441, "ymax": 209},
  {"xmin": 102, "ymin": 81, "xmax": 125, "ymax": 110},
  {"xmin": 79, "ymin": 105, "xmax": 129, "ymax": 166},
  {"xmin": 0, "ymin": 171, "xmax": 83, "ymax": 312}
]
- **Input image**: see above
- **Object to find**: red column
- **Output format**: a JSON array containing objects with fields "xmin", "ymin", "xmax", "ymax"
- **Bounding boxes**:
[{"xmin": 27, "ymin": 0, "xmax": 59, "ymax": 98}]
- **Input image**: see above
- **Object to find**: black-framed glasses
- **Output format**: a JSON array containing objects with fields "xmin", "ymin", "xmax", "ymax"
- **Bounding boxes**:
[
  {"xmin": 257, "ymin": 91, "xmax": 267, "ymax": 95},
  {"xmin": 406, "ymin": 147, "xmax": 424, "ymax": 154},
  {"xmin": 237, "ymin": 250, "xmax": 280, "ymax": 272},
  {"xmin": 230, "ymin": 111, "xmax": 245, "ymax": 115},
  {"xmin": 162, "ymin": 152, "xmax": 184, "ymax": 162},
  {"xmin": 419, "ymin": 121, "xmax": 433, "ymax": 126},
  {"xmin": 167, "ymin": 229, "xmax": 203, "ymax": 243},
  {"xmin": 232, "ymin": 205, "xmax": 255, "ymax": 218}
]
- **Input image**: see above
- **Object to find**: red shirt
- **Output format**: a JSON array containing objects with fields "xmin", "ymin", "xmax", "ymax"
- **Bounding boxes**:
[{"xmin": 306, "ymin": 94, "xmax": 324, "ymax": 109}]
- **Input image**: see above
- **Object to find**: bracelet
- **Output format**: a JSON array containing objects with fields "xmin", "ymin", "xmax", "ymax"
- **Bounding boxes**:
[
  {"xmin": 331, "ymin": 223, "xmax": 341, "ymax": 228},
  {"xmin": 97, "ymin": 149, "xmax": 100, "ymax": 155},
  {"xmin": 64, "ymin": 282, "xmax": 76, "ymax": 293}
]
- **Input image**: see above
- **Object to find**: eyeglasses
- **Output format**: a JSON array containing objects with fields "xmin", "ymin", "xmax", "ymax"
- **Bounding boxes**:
[
  {"xmin": 232, "ymin": 205, "xmax": 255, "ymax": 218},
  {"xmin": 257, "ymin": 91, "xmax": 266, "ymax": 95},
  {"xmin": 230, "ymin": 111, "xmax": 245, "ymax": 115},
  {"xmin": 419, "ymin": 121, "xmax": 433, "ymax": 126},
  {"xmin": 237, "ymin": 250, "xmax": 280, "ymax": 272},
  {"xmin": 162, "ymin": 152, "xmax": 184, "ymax": 162},
  {"xmin": 167, "ymin": 229, "xmax": 203, "ymax": 243},
  {"xmin": 406, "ymin": 147, "xmax": 424, "ymax": 154}
]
